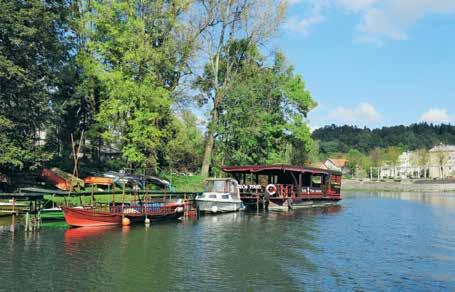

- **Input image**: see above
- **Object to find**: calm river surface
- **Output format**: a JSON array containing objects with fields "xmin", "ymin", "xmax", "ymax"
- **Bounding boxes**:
[{"xmin": 1, "ymin": 191, "xmax": 455, "ymax": 291}]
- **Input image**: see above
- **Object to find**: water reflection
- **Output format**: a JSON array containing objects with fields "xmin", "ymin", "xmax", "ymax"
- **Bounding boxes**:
[
  {"xmin": 345, "ymin": 191, "xmax": 455, "ymax": 208},
  {"xmin": 65, "ymin": 226, "xmax": 116, "ymax": 243},
  {"xmin": 1, "ymin": 194, "xmax": 455, "ymax": 290}
]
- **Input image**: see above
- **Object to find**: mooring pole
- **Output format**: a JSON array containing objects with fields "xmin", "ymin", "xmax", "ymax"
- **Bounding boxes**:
[
  {"xmin": 11, "ymin": 197, "xmax": 16, "ymax": 233},
  {"xmin": 25, "ymin": 212, "xmax": 30, "ymax": 232}
]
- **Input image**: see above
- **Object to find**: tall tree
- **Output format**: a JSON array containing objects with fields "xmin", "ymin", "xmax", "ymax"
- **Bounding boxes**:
[
  {"xmin": 76, "ymin": 0, "xmax": 195, "ymax": 170},
  {"xmin": 193, "ymin": 0, "xmax": 287, "ymax": 177},
  {"xmin": 0, "ymin": 0, "xmax": 71, "ymax": 171},
  {"xmin": 207, "ymin": 42, "xmax": 316, "ymax": 167}
]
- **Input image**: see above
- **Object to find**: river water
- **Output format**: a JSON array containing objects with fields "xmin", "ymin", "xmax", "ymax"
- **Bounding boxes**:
[{"xmin": 0, "ymin": 191, "xmax": 454, "ymax": 291}]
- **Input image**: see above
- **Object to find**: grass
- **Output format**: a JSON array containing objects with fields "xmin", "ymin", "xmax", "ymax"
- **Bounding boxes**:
[{"xmin": 165, "ymin": 175, "xmax": 205, "ymax": 192}]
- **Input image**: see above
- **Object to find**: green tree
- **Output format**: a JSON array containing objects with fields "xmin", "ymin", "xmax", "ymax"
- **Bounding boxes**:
[
  {"xmin": 0, "ymin": 0, "xmax": 71, "ymax": 171},
  {"xmin": 166, "ymin": 111, "xmax": 203, "ymax": 173},
  {"xmin": 346, "ymin": 149, "xmax": 372, "ymax": 177},
  {"xmin": 193, "ymin": 0, "xmax": 287, "ymax": 177},
  {"xmin": 76, "ymin": 0, "xmax": 194, "ymax": 171},
  {"xmin": 211, "ymin": 44, "xmax": 316, "ymax": 167}
]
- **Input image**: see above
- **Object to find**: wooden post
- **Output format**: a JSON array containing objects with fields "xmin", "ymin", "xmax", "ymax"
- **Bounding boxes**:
[
  {"xmin": 25, "ymin": 212, "xmax": 30, "ymax": 232},
  {"xmin": 121, "ymin": 183, "xmax": 126, "ymax": 212},
  {"xmin": 256, "ymin": 193, "xmax": 259, "ymax": 212},
  {"xmin": 90, "ymin": 186, "xmax": 95, "ymax": 208},
  {"xmin": 11, "ymin": 197, "xmax": 16, "ymax": 233}
]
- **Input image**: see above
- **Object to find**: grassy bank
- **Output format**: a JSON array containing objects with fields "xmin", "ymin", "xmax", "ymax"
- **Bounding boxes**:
[{"xmin": 165, "ymin": 175, "xmax": 204, "ymax": 192}]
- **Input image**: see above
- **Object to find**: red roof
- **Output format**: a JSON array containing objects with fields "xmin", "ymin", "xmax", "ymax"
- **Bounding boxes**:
[{"xmin": 222, "ymin": 164, "xmax": 341, "ymax": 175}]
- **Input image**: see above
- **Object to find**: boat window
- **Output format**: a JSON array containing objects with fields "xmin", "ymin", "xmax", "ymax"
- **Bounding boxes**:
[
  {"xmin": 209, "ymin": 194, "xmax": 217, "ymax": 199},
  {"xmin": 229, "ymin": 182, "xmax": 235, "ymax": 194},
  {"xmin": 198, "ymin": 194, "xmax": 205, "ymax": 199},
  {"xmin": 221, "ymin": 194, "xmax": 229, "ymax": 199},
  {"xmin": 258, "ymin": 175, "xmax": 268, "ymax": 186},
  {"xmin": 312, "ymin": 175, "xmax": 322, "ymax": 187},
  {"xmin": 205, "ymin": 180, "xmax": 228, "ymax": 193}
]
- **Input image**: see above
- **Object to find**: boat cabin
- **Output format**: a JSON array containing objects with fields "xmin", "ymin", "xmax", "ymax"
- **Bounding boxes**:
[
  {"xmin": 222, "ymin": 165, "xmax": 342, "ymax": 208},
  {"xmin": 200, "ymin": 178, "xmax": 240, "ymax": 201}
]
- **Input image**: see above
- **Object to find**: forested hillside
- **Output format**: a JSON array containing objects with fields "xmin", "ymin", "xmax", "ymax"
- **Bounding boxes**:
[{"xmin": 312, "ymin": 124, "xmax": 455, "ymax": 154}]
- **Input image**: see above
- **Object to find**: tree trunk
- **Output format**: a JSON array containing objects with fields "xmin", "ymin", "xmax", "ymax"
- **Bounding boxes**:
[
  {"xmin": 201, "ymin": 107, "xmax": 218, "ymax": 177},
  {"xmin": 201, "ymin": 91, "xmax": 222, "ymax": 177}
]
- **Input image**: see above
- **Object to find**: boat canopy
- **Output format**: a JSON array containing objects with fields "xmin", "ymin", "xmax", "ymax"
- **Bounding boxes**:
[
  {"xmin": 204, "ymin": 179, "xmax": 240, "ymax": 198},
  {"xmin": 222, "ymin": 165, "xmax": 342, "ymax": 176}
]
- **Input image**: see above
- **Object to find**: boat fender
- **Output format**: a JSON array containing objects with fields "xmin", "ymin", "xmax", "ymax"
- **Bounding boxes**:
[
  {"xmin": 266, "ymin": 184, "xmax": 277, "ymax": 196},
  {"xmin": 122, "ymin": 217, "xmax": 131, "ymax": 226}
]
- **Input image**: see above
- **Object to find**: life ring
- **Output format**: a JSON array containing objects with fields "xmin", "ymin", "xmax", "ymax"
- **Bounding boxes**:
[{"xmin": 265, "ymin": 184, "xmax": 277, "ymax": 195}]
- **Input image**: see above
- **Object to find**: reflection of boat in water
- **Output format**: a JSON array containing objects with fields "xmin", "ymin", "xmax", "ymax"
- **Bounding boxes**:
[
  {"xmin": 196, "ymin": 179, "xmax": 243, "ymax": 213},
  {"xmin": 64, "ymin": 225, "xmax": 116, "ymax": 242},
  {"xmin": 62, "ymin": 202, "xmax": 185, "ymax": 227}
]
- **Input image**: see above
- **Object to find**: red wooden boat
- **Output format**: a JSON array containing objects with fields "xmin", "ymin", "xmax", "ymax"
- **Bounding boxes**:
[
  {"xmin": 62, "ymin": 206, "xmax": 122, "ymax": 227},
  {"xmin": 62, "ymin": 202, "xmax": 185, "ymax": 227}
]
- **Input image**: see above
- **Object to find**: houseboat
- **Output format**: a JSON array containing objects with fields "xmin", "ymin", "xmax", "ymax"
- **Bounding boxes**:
[
  {"xmin": 222, "ymin": 165, "xmax": 342, "ymax": 210},
  {"xmin": 195, "ymin": 178, "xmax": 243, "ymax": 213}
]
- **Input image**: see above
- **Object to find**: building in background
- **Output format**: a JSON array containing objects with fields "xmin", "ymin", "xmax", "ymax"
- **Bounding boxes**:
[
  {"xmin": 323, "ymin": 158, "xmax": 349, "ymax": 174},
  {"xmin": 429, "ymin": 144, "xmax": 455, "ymax": 179}
]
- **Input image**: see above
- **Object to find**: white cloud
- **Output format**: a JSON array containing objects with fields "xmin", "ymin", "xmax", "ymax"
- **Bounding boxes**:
[
  {"xmin": 357, "ymin": 7, "xmax": 408, "ymax": 40},
  {"xmin": 286, "ymin": 0, "xmax": 303, "ymax": 6},
  {"xmin": 286, "ymin": 0, "xmax": 455, "ymax": 44},
  {"xmin": 356, "ymin": 1, "xmax": 455, "ymax": 42},
  {"xmin": 337, "ymin": 0, "xmax": 379, "ymax": 11},
  {"xmin": 284, "ymin": 0, "xmax": 330, "ymax": 34},
  {"xmin": 285, "ymin": 14, "xmax": 325, "ymax": 34},
  {"xmin": 419, "ymin": 108, "xmax": 452, "ymax": 124},
  {"xmin": 327, "ymin": 102, "xmax": 382, "ymax": 126}
]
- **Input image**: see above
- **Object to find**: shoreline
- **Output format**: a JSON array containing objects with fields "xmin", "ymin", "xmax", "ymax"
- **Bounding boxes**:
[{"xmin": 342, "ymin": 179, "xmax": 455, "ymax": 193}]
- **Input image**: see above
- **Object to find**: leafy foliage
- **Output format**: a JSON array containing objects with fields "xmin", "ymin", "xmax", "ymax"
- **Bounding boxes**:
[
  {"xmin": 0, "ymin": 0, "xmax": 71, "ymax": 171},
  {"xmin": 313, "ymin": 123, "xmax": 455, "ymax": 154},
  {"xmin": 212, "ymin": 44, "xmax": 316, "ymax": 166},
  {"xmin": 76, "ymin": 0, "xmax": 194, "ymax": 170}
]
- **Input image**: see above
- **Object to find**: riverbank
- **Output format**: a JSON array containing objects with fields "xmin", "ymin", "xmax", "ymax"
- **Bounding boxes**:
[{"xmin": 342, "ymin": 179, "xmax": 455, "ymax": 192}]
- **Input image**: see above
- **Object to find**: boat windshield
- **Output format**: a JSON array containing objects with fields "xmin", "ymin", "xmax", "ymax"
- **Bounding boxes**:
[{"xmin": 205, "ymin": 180, "xmax": 228, "ymax": 193}]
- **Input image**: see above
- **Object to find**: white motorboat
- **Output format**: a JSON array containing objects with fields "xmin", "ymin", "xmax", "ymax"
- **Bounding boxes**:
[{"xmin": 196, "ymin": 178, "xmax": 243, "ymax": 213}]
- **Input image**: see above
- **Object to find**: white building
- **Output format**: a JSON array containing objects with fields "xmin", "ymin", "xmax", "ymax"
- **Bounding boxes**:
[{"xmin": 429, "ymin": 144, "xmax": 455, "ymax": 179}]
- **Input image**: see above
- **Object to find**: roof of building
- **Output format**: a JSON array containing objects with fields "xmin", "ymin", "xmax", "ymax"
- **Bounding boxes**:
[
  {"xmin": 429, "ymin": 144, "xmax": 455, "ymax": 152},
  {"xmin": 327, "ymin": 158, "xmax": 348, "ymax": 168},
  {"xmin": 310, "ymin": 162, "xmax": 328, "ymax": 169}
]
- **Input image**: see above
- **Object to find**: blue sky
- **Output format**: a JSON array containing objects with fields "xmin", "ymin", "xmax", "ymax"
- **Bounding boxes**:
[{"xmin": 278, "ymin": 0, "xmax": 455, "ymax": 129}]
